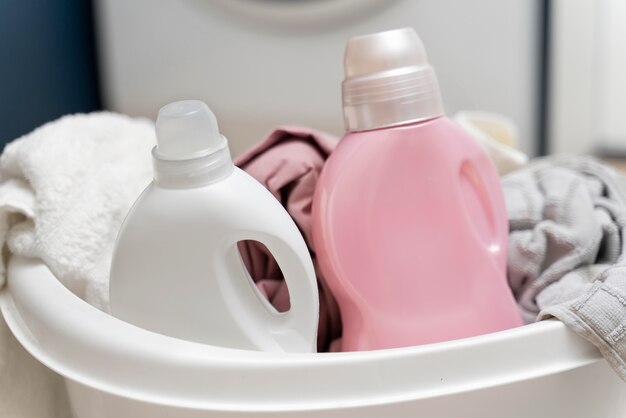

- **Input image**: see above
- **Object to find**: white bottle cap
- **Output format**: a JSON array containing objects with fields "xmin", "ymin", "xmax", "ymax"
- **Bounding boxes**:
[
  {"xmin": 154, "ymin": 100, "xmax": 226, "ymax": 160},
  {"xmin": 342, "ymin": 28, "xmax": 444, "ymax": 132},
  {"xmin": 152, "ymin": 100, "xmax": 233, "ymax": 188}
]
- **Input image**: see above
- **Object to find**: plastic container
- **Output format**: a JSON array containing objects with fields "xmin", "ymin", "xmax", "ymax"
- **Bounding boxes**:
[
  {"xmin": 2, "ymin": 256, "xmax": 625, "ymax": 418},
  {"xmin": 312, "ymin": 28, "xmax": 522, "ymax": 351},
  {"xmin": 110, "ymin": 100, "xmax": 319, "ymax": 352}
]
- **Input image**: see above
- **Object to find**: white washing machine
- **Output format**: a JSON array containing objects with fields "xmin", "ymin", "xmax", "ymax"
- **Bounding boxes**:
[{"xmin": 95, "ymin": 0, "xmax": 539, "ymax": 156}]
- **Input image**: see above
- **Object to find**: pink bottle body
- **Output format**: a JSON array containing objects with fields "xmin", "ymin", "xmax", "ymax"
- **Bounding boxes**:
[{"xmin": 312, "ymin": 117, "xmax": 523, "ymax": 351}]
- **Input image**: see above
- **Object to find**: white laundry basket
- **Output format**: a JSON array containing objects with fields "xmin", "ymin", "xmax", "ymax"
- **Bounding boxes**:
[{"xmin": 2, "ymin": 255, "xmax": 625, "ymax": 418}]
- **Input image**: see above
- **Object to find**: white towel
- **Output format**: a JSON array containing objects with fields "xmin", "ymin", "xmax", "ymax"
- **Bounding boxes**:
[
  {"xmin": 0, "ymin": 112, "xmax": 155, "ymax": 309},
  {"xmin": 0, "ymin": 112, "xmax": 155, "ymax": 417}
]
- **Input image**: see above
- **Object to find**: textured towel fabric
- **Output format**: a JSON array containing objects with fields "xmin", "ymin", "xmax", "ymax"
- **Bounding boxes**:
[
  {"xmin": 504, "ymin": 156, "xmax": 626, "ymax": 380},
  {"xmin": 234, "ymin": 126, "xmax": 342, "ymax": 352},
  {"xmin": 0, "ymin": 113, "xmax": 155, "ymax": 309}
]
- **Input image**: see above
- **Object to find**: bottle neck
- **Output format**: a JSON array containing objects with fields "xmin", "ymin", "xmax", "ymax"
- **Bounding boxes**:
[
  {"xmin": 152, "ymin": 145, "xmax": 234, "ymax": 189},
  {"xmin": 342, "ymin": 66, "xmax": 444, "ymax": 132}
]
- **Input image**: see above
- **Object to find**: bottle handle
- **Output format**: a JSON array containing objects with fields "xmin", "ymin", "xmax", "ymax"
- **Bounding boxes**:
[
  {"xmin": 225, "ymin": 230, "xmax": 319, "ymax": 353},
  {"xmin": 460, "ymin": 154, "xmax": 509, "ymax": 268}
]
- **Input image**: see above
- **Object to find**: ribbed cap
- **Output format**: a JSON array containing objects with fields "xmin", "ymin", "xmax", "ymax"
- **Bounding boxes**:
[
  {"xmin": 154, "ymin": 100, "xmax": 226, "ymax": 161},
  {"xmin": 152, "ymin": 100, "xmax": 233, "ymax": 188},
  {"xmin": 342, "ymin": 28, "xmax": 444, "ymax": 132}
]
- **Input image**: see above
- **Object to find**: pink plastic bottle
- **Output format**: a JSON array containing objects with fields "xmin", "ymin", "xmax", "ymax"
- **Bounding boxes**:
[{"xmin": 312, "ymin": 28, "xmax": 523, "ymax": 351}]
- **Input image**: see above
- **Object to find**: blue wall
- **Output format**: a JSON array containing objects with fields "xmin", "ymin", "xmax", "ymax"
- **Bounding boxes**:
[{"xmin": 0, "ymin": 0, "xmax": 101, "ymax": 147}]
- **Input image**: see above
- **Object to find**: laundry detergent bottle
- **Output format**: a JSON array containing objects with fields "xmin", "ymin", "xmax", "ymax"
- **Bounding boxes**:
[
  {"xmin": 110, "ymin": 100, "xmax": 319, "ymax": 352},
  {"xmin": 312, "ymin": 28, "xmax": 522, "ymax": 351}
]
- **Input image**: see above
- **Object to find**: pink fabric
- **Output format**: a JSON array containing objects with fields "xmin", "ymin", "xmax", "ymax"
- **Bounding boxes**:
[{"xmin": 235, "ymin": 126, "xmax": 341, "ymax": 352}]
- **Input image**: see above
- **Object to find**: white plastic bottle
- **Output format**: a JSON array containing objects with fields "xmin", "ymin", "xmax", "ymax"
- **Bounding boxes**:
[{"xmin": 109, "ymin": 100, "xmax": 319, "ymax": 353}]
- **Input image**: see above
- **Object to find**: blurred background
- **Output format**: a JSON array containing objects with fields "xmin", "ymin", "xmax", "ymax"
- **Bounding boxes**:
[{"xmin": 0, "ymin": 0, "xmax": 624, "ymax": 158}]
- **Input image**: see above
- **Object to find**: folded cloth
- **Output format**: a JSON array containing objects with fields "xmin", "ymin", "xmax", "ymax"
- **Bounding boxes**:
[
  {"xmin": 504, "ymin": 156, "xmax": 626, "ymax": 380},
  {"xmin": 454, "ymin": 111, "xmax": 528, "ymax": 176},
  {"xmin": 234, "ymin": 126, "xmax": 342, "ymax": 352},
  {"xmin": 0, "ymin": 112, "xmax": 155, "ymax": 309},
  {"xmin": 0, "ymin": 112, "xmax": 155, "ymax": 417}
]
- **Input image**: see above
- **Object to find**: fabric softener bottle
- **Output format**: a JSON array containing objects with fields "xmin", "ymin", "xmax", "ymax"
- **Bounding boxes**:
[{"xmin": 312, "ymin": 28, "xmax": 522, "ymax": 351}]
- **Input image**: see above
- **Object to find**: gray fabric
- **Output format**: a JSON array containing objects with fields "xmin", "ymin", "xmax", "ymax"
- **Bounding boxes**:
[{"xmin": 504, "ymin": 156, "xmax": 626, "ymax": 380}]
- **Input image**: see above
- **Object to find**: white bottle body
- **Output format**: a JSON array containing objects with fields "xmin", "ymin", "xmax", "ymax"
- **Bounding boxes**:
[{"xmin": 110, "ymin": 167, "xmax": 319, "ymax": 353}]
